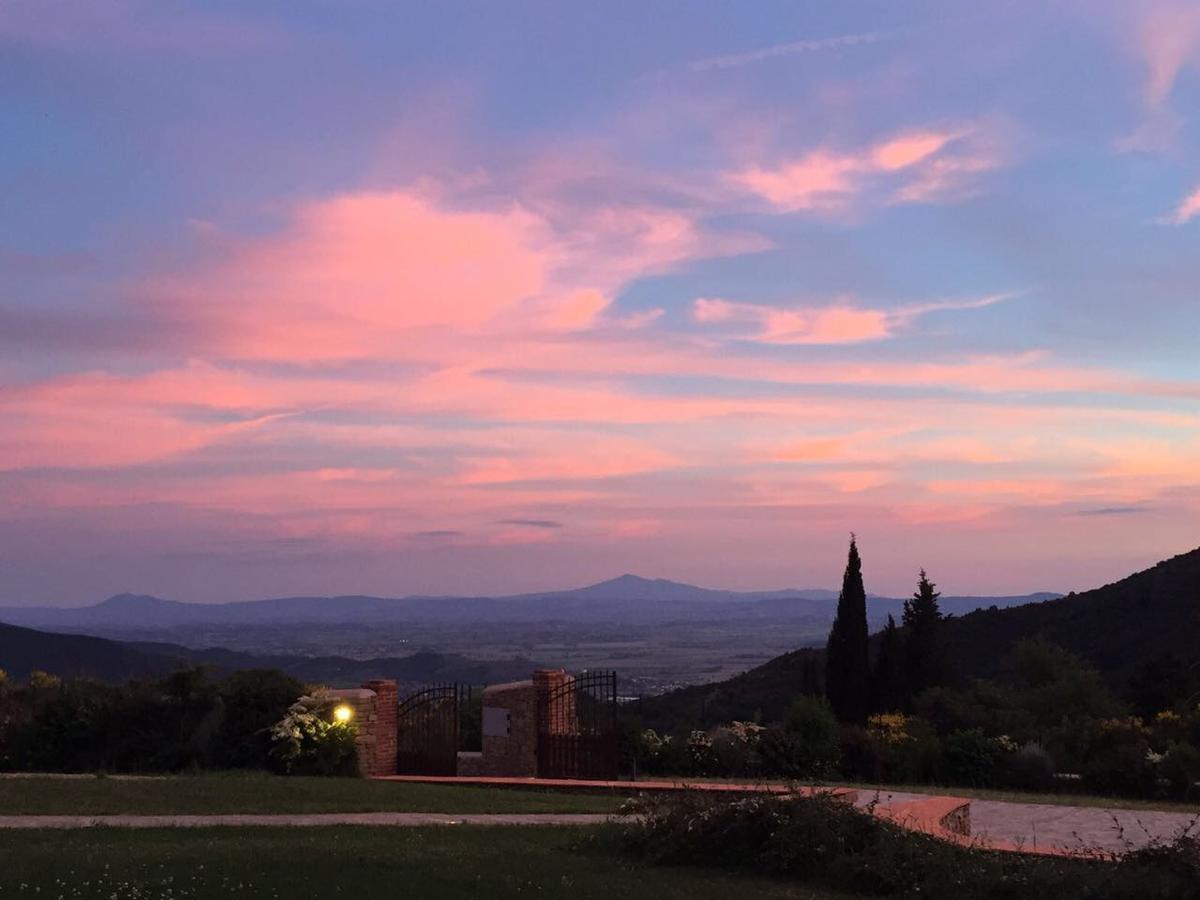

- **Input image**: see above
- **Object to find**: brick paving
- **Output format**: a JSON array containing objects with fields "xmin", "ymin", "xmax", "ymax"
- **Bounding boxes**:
[{"xmin": 854, "ymin": 787, "xmax": 1200, "ymax": 853}]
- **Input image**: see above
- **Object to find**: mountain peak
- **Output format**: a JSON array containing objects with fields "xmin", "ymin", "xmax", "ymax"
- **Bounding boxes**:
[{"xmin": 96, "ymin": 593, "xmax": 173, "ymax": 610}]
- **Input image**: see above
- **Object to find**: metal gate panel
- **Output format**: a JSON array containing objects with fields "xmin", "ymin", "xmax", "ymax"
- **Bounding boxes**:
[
  {"xmin": 396, "ymin": 683, "xmax": 467, "ymax": 775},
  {"xmin": 536, "ymin": 671, "xmax": 617, "ymax": 780}
]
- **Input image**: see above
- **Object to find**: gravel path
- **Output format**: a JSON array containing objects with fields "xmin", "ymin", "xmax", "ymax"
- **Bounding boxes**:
[{"xmin": 0, "ymin": 812, "xmax": 612, "ymax": 830}]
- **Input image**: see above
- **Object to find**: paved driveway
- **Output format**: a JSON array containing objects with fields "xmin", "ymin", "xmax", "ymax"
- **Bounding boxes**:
[{"xmin": 855, "ymin": 788, "xmax": 1199, "ymax": 853}]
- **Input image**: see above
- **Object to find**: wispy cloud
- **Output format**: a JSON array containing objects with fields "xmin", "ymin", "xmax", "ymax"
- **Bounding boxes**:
[
  {"xmin": 730, "ymin": 126, "xmax": 1001, "ymax": 212},
  {"xmin": 692, "ymin": 293, "xmax": 1014, "ymax": 345},
  {"xmin": 1161, "ymin": 186, "xmax": 1200, "ymax": 224},
  {"xmin": 1117, "ymin": 5, "xmax": 1200, "ymax": 152},
  {"xmin": 496, "ymin": 519, "xmax": 563, "ymax": 529},
  {"xmin": 1073, "ymin": 506, "xmax": 1153, "ymax": 517},
  {"xmin": 687, "ymin": 30, "xmax": 888, "ymax": 73}
]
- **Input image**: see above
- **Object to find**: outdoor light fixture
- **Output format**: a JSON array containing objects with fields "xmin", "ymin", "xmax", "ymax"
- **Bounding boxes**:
[{"xmin": 333, "ymin": 704, "xmax": 354, "ymax": 724}]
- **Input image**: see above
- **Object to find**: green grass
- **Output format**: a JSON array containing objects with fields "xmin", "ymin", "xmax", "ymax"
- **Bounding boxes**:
[
  {"xmin": 0, "ymin": 826, "xmax": 850, "ymax": 900},
  {"xmin": 0, "ymin": 773, "xmax": 622, "ymax": 815}
]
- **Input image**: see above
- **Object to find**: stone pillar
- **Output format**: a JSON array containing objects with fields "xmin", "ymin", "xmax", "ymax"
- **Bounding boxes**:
[
  {"xmin": 468, "ymin": 679, "xmax": 538, "ymax": 776},
  {"xmin": 326, "ymin": 680, "xmax": 398, "ymax": 777},
  {"xmin": 533, "ymin": 668, "xmax": 575, "ymax": 735},
  {"xmin": 362, "ymin": 679, "xmax": 398, "ymax": 776}
]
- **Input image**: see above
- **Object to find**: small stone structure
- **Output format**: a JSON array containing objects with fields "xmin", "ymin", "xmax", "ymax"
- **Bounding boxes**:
[
  {"xmin": 327, "ymin": 680, "xmax": 397, "ymax": 777},
  {"xmin": 457, "ymin": 668, "xmax": 572, "ymax": 777}
]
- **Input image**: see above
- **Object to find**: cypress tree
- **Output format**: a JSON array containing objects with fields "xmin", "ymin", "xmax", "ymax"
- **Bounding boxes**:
[
  {"xmin": 825, "ymin": 535, "xmax": 870, "ymax": 722},
  {"xmin": 901, "ymin": 568, "xmax": 944, "ymax": 705},
  {"xmin": 871, "ymin": 614, "xmax": 905, "ymax": 713}
]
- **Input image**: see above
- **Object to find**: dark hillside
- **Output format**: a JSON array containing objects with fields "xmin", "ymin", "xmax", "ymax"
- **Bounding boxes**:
[
  {"xmin": 0, "ymin": 623, "xmax": 182, "ymax": 682},
  {"xmin": 0, "ymin": 623, "xmax": 539, "ymax": 690},
  {"xmin": 941, "ymin": 546, "xmax": 1200, "ymax": 688},
  {"xmin": 637, "ymin": 548, "xmax": 1200, "ymax": 732},
  {"xmin": 633, "ymin": 648, "xmax": 822, "ymax": 732}
]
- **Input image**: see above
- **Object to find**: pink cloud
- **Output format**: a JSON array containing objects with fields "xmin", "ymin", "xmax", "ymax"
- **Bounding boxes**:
[
  {"xmin": 143, "ymin": 188, "xmax": 759, "ymax": 360},
  {"xmin": 729, "ymin": 127, "xmax": 996, "ymax": 212},
  {"xmin": 1139, "ymin": 6, "xmax": 1200, "ymax": 109},
  {"xmin": 870, "ymin": 132, "xmax": 957, "ymax": 170},
  {"xmin": 1117, "ymin": 5, "xmax": 1200, "ymax": 152},
  {"xmin": 730, "ymin": 152, "xmax": 861, "ymax": 211},
  {"xmin": 692, "ymin": 292, "xmax": 1010, "ymax": 345},
  {"xmin": 1163, "ymin": 186, "xmax": 1200, "ymax": 224}
]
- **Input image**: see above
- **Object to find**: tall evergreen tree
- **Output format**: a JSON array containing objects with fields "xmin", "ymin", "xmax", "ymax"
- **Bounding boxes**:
[
  {"xmin": 901, "ymin": 568, "xmax": 944, "ymax": 705},
  {"xmin": 798, "ymin": 652, "xmax": 823, "ymax": 698},
  {"xmin": 871, "ymin": 614, "xmax": 905, "ymax": 713},
  {"xmin": 825, "ymin": 535, "xmax": 870, "ymax": 722}
]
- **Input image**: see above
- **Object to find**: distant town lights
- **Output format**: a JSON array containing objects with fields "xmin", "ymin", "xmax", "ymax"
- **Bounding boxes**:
[{"xmin": 333, "ymin": 704, "xmax": 354, "ymax": 724}]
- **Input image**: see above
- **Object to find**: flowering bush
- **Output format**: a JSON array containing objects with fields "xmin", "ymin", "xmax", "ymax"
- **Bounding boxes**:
[
  {"xmin": 269, "ymin": 689, "xmax": 359, "ymax": 776},
  {"xmin": 710, "ymin": 721, "xmax": 764, "ymax": 776},
  {"xmin": 684, "ymin": 729, "xmax": 714, "ymax": 774},
  {"xmin": 868, "ymin": 712, "xmax": 912, "ymax": 746}
]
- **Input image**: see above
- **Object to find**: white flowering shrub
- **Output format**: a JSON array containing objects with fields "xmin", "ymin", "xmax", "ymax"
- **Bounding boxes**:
[{"xmin": 269, "ymin": 689, "xmax": 359, "ymax": 776}]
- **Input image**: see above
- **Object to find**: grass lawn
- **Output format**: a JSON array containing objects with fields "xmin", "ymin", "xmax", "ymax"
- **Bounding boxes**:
[
  {"xmin": 0, "ymin": 773, "xmax": 622, "ymax": 815},
  {"xmin": 0, "ymin": 826, "xmax": 850, "ymax": 900}
]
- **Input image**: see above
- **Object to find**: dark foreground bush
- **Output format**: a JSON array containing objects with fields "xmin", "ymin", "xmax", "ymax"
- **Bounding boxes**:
[{"xmin": 610, "ymin": 792, "xmax": 1200, "ymax": 899}]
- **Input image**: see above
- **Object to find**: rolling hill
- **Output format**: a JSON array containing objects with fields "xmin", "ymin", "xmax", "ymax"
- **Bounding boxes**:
[
  {"xmin": 0, "ymin": 622, "xmax": 183, "ymax": 682},
  {"xmin": 636, "ymin": 547, "xmax": 1200, "ymax": 732},
  {"xmin": 0, "ymin": 622, "xmax": 539, "ymax": 688}
]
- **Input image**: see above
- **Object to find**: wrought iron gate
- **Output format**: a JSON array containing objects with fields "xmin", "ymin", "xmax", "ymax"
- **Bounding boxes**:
[
  {"xmin": 536, "ymin": 670, "xmax": 618, "ymax": 779},
  {"xmin": 396, "ymin": 683, "xmax": 468, "ymax": 775}
]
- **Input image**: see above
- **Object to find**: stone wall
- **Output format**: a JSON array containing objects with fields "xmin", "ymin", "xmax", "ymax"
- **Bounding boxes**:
[{"xmin": 458, "ymin": 679, "xmax": 539, "ymax": 777}]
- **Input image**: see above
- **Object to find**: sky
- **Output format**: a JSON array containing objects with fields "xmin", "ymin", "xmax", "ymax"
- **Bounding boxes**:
[{"xmin": 2, "ymin": 1, "xmax": 1199, "ymax": 605}]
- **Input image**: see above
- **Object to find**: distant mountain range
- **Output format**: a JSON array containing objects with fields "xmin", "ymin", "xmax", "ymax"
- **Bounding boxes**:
[
  {"xmin": 637, "ymin": 547, "xmax": 1200, "ymax": 730},
  {"xmin": 0, "ymin": 620, "xmax": 539, "ymax": 688},
  {"xmin": 0, "ymin": 574, "xmax": 1059, "ymax": 631}
]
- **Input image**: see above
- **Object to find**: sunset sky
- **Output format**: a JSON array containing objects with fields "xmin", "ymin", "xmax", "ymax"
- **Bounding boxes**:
[{"xmin": 3, "ymin": 1, "xmax": 1199, "ymax": 604}]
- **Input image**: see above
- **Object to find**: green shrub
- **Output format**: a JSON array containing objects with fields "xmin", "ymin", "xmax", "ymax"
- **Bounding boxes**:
[
  {"xmin": 1161, "ymin": 742, "xmax": 1200, "ymax": 801},
  {"xmin": 884, "ymin": 732, "xmax": 943, "ymax": 784},
  {"xmin": 216, "ymin": 669, "xmax": 306, "ymax": 768},
  {"xmin": 1006, "ymin": 741, "xmax": 1056, "ymax": 791},
  {"xmin": 774, "ymin": 696, "xmax": 840, "ymax": 777},
  {"xmin": 0, "ymin": 667, "xmax": 311, "ymax": 774},
  {"xmin": 838, "ymin": 724, "xmax": 884, "ymax": 782},
  {"xmin": 940, "ymin": 728, "xmax": 1004, "ymax": 787},
  {"xmin": 1081, "ymin": 718, "xmax": 1159, "ymax": 798},
  {"xmin": 269, "ymin": 690, "xmax": 359, "ymax": 776}
]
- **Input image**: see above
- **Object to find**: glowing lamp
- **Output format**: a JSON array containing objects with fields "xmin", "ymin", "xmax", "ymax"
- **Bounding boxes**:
[{"xmin": 333, "ymin": 704, "xmax": 354, "ymax": 724}]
